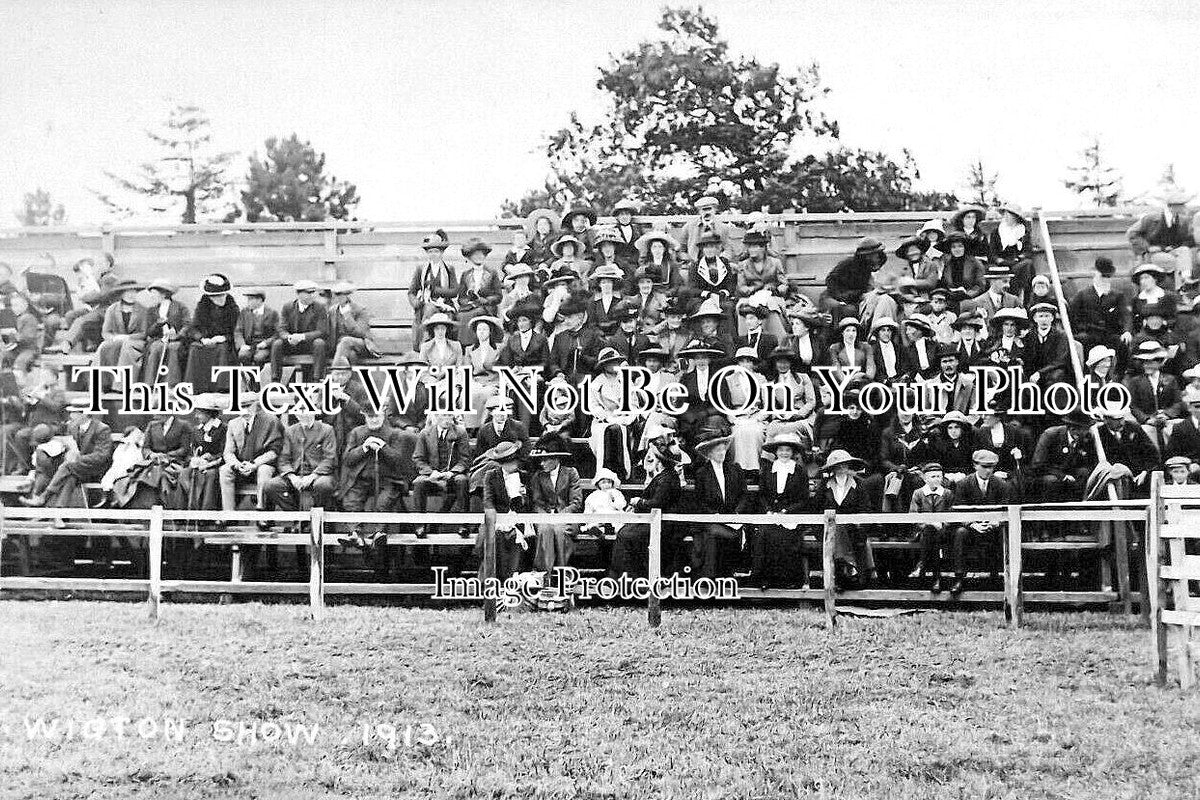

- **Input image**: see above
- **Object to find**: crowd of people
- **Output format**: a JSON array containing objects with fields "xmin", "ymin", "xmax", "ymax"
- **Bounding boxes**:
[{"xmin": 2, "ymin": 188, "xmax": 1200, "ymax": 593}]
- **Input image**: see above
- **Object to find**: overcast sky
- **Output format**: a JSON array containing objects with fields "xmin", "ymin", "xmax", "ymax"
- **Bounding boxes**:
[{"xmin": 1, "ymin": 0, "xmax": 1197, "ymax": 225}]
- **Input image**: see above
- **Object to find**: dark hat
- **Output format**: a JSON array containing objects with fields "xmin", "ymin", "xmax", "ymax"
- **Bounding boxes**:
[
  {"xmin": 697, "ymin": 230, "xmax": 724, "ymax": 248},
  {"xmin": 108, "ymin": 277, "xmax": 143, "ymax": 296},
  {"xmin": 767, "ymin": 346, "xmax": 802, "ymax": 368},
  {"xmin": 470, "ymin": 315, "xmax": 504, "ymax": 341},
  {"xmin": 1062, "ymin": 406, "xmax": 1094, "ymax": 428},
  {"xmin": 902, "ymin": 314, "xmax": 934, "ymax": 336},
  {"xmin": 557, "ymin": 292, "xmax": 590, "ymax": 318},
  {"xmin": 543, "ymin": 266, "xmax": 579, "ymax": 289},
  {"xmin": 1029, "ymin": 302, "xmax": 1058, "ymax": 317},
  {"xmin": 920, "ymin": 462, "xmax": 944, "ymax": 474},
  {"xmin": 508, "ymin": 300, "xmax": 542, "ymax": 325},
  {"xmin": 530, "ymin": 433, "xmax": 572, "ymax": 461},
  {"xmin": 743, "ymin": 230, "xmax": 771, "ymax": 247},
  {"xmin": 242, "ymin": 288, "xmax": 267, "ymax": 299},
  {"xmin": 201, "ymin": 274, "xmax": 231, "ymax": 295},
  {"xmin": 989, "ymin": 307, "xmax": 1031, "ymax": 329},
  {"xmin": 550, "ymin": 235, "xmax": 585, "ymax": 258},
  {"xmin": 855, "ymin": 237, "xmax": 886, "ymax": 256},
  {"xmin": 615, "ymin": 302, "xmax": 640, "ymax": 322},
  {"xmin": 935, "ymin": 342, "xmax": 960, "ymax": 361},
  {"xmin": 942, "ymin": 230, "xmax": 970, "ymax": 249},
  {"xmin": 952, "ymin": 311, "xmax": 985, "ymax": 330},
  {"xmin": 461, "ymin": 237, "xmax": 493, "ymax": 257},
  {"xmin": 648, "ymin": 441, "xmax": 681, "ymax": 466},
  {"xmin": 678, "ymin": 339, "xmax": 725, "ymax": 359},
  {"xmin": 561, "ymin": 205, "xmax": 597, "ymax": 227},
  {"xmin": 894, "ymin": 236, "xmax": 929, "ymax": 259},
  {"xmin": 739, "ymin": 303, "xmax": 769, "ymax": 318},
  {"xmin": 951, "ymin": 206, "xmax": 986, "ymax": 228},
  {"xmin": 663, "ymin": 297, "xmax": 685, "ymax": 316},
  {"xmin": 421, "ymin": 229, "xmax": 451, "ymax": 250},
  {"xmin": 983, "ymin": 264, "xmax": 1014, "ymax": 281},
  {"xmin": 634, "ymin": 264, "xmax": 665, "ymax": 284},
  {"xmin": 694, "ymin": 428, "xmax": 733, "ymax": 455},
  {"xmin": 930, "ymin": 287, "xmax": 952, "ymax": 300},
  {"xmin": 637, "ymin": 345, "xmax": 669, "ymax": 363},
  {"xmin": 1094, "ymin": 257, "xmax": 1116, "ymax": 277}
]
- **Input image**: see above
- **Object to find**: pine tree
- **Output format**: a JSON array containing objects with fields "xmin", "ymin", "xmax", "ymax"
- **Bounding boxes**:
[
  {"xmin": 15, "ymin": 188, "xmax": 66, "ymax": 226},
  {"xmin": 1062, "ymin": 138, "xmax": 1122, "ymax": 207}
]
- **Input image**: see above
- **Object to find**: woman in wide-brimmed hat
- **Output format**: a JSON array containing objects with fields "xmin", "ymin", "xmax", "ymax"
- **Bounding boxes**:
[
  {"xmin": 588, "ymin": 263, "xmax": 626, "ymax": 333},
  {"xmin": 456, "ymin": 237, "xmax": 503, "ymax": 347},
  {"xmin": 867, "ymin": 316, "xmax": 905, "ymax": 383},
  {"xmin": 939, "ymin": 231, "xmax": 986, "ymax": 302},
  {"xmin": 818, "ymin": 447, "xmax": 873, "ymax": 589},
  {"xmin": 760, "ymin": 345, "xmax": 818, "ymax": 445},
  {"xmin": 588, "ymin": 345, "xmax": 636, "ymax": 480},
  {"xmin": 917, "ymin": 217, "xmax": 947, "ymax": 257},
  {"xmin": 142, "ymin": 277, "xmax": 190, "ymax": 386},
  {"xmin": 418, "ymin": 309, "xmax": 464, "ymax": 368},
  {"xmin": 989, "ymin": 204, "xmax": 1034, "ymax": 300},
  {"xmin": 409, "ymin": 228, "xmax": 459, "ymax": 350},
  {"xmin": 635, "ymin": 229, "xmax": 683, "ymax": 291},
  {"xmin": 737, "ymin": 228, "xmax": 789, "ymax": 339},
  {"xmin": 609, "ymin": 198, "xmax": 645, "ymax": 264},
  {"xmin": 782, "ymin": 304, "xmax": 827, "ymax": 370},
  {"xmin": 590, "ymin": 225, "xmax": 634, "ymax": 285},
  {"xmin": 720, "ymin": 346, "xmax": 769, "ymax": 471},
  {"xmin": 1131, "ymin": 261, "xmax": 1179, "ymax": 329},
  {"xmin": 463, "ymin": 315, "xmax": 505, "ymax": 428},
  {"xmin": 949, "ymin": 206, "xmax": 989, "ymax": 260},
  {"xmin": 928, "ymin": 410, "xmax": 975, "ymax": 480},
  {"xmin": 523, "ymin": 209, "xmax": 560, "ymax": 265},
  {"xmin": 750, "ymin": 431, "xmax": 811, "ymax": 590},
  {"xmin": 497, "ymin": 262, "xmax": 542, "ymax": 324},
  {"xmin": 1082, "ymin": 343, "xmax": 1121, "ymax": 400},
  {"xmin": 560, "ymin": 205, "xmax": 598, "ymax": 259},
  {"xmin": 986, "ymin": 306, "xmax": 1029, "ymax": 365},
  {"xmin": 94, "ymin": 277, "xmax": 149, "ymax": 384}
]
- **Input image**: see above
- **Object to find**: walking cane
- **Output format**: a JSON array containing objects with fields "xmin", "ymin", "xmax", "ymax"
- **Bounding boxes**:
[{"xmin": 152, "ymin": 325, "xmax": 171, "ymax": 385}]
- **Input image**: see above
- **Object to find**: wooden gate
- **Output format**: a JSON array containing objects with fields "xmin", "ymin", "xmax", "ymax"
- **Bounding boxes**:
[{"xmin": 1152, "ymin": 473, "xmax": 1200, "ymax": 688}]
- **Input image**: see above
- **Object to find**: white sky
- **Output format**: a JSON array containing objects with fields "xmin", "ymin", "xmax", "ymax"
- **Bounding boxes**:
[{"xmin": 1, "ymin": 0, "xmax": 1197, "ymax": 224}]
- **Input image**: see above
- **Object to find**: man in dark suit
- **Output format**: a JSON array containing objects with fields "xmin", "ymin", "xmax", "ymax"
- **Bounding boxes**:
[
  {"xmin": 1126, "ymin": 190, "xmax": 1197, "ymax": 285},
  {"xmin": 21, "ymin": 400, "xmax": 114, "ymax": 519},
  {"xmin": 410, "ymin": 411, "xmax": 470, "ymax": 538},
  {"xmin": 1031, "ymin": 407, "xmax": 1097, "ymax": 503},
  {"xmin": 1165, "ymin": 386, "xmax": 1200, "ymax": 467},
  {"xmin": 473, "ymin": 396, "xmax": 529, "ymax": 461},
  {"xmin": 1125, "ymin": 340, "xmax": 1185, "ymax": 451},
  {"xmin": 1093, "ymin": 403, "xmax": 1160, "ymax": 491},
  {"xmin": 270, "ymin": 280, "xmax": 330, "ymax": 381},
  {"xmin": 948, "ymin": 449, "xmax": 1013, "ymax": 596},
  {"xmin": 962, "ymin": 265, "xmax": 1021, "ymax": 332},
  {"xmin": 909, "ymin": 462, "xmax": 953, "ymax": 592},
  {"xmin": 528, "ymin": 434, "xmax": 583, "ymax": 574},
  {"xmin": 611, "ymin": 198, "xmax": 646, "ymax": 266},
  {"xmin": 1067, "ymin": 257, "xmax": 1132, "ymax": 371},
  {"xmin": 220, "ymin": 398, "xmax": 284, "ymax": 518},
  {"xmin": 234, "ymin": 289, "xmax": 279, "ymax": 372},
  {"xmin": 735, "ymin": 304, "xmax": 778, "ymax": 363},
  {"xmin": 262, "ymin": 409, "xmax": 337, "ymax": 532},
  {"xmin": 1024, "ymin": 303, "xmax": 1071, "ymax": 389},
  {"xmin": 338, "ymin": 408, "xmax": 407, "ymax": 548},
  {"xmin": 952, "ymin": 313, "xmax": 987, "ymax": 372},
  {"xmin": 691, "ymin": 430, "xmax": 754, "ymax": 579},
  {"xmin": 604, "ymin": 303, "xmax": 652, "ymax": 363},
  {"xmin": 547, "ymin": 296, "xmax": 604, "ymax": 381}
]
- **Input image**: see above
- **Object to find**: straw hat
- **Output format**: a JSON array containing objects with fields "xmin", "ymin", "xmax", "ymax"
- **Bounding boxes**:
[{"xmin": 821, "ymin": 449, "xmax": 866, "ymax": 473}]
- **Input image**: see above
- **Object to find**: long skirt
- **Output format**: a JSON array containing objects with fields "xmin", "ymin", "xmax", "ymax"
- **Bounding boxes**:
[
  {"xmin": 589, "ymin": 419, "xmax": 632, "ymax": 480},
  {"xmin": 95, "ymin": 337, "xmax": 146, "ymax": 389},
  {"xmin": 750, "ymin": 524, "xmax": 808, "ymax": 586},
  {"xmin": 184, "ymin": 342, "xmax": 232, "ymax": 393}
]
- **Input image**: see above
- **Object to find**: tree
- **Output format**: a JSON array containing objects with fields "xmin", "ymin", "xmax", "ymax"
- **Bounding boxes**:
[
  {"xmin": 964, "ymin": 159, "xmax": 1002, "ymax": 207},
  {"xmin": 15, "ymin": 188, "xmax": 66, "ymax": 226},
  {"xmin": 237, "ymin": 134, "xmax": 360, "ymax": 222},
  {"xmin": 1063, "ymin": 137, "xmax": 1122, "ymax": 207},
  {"xmin": 503, "ymin": 7, "xmax": 952, "ymax": 216},
  {"xmin": 96, "ymin": 104, "xmax": 236, "ymax": 224}
]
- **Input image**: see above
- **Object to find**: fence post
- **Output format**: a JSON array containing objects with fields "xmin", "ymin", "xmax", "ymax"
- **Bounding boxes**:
[
  {"xmin": 1112, "ymin": 511, "xmax": 1132, "ymax": 616},
  {"xmin": 309, "ymin": 508, "xmax": 325, "ymax": 622},
  {"xmin": 147, "ymin": 505, "xmax": 164, "ymax": 622},
  {"xmin": 1149, "ymin": 473, "xmax": 1167, "ymax": 685},
  {"xmin": 822, "ymin": 509, "xmax": 838, "ymax": 629},
  {"xmin": 1004, "ymin": 505, "xmax": 1023, "ymax": 629},
  {"xmin": 648, "ymin": 509, "xmax": 662, "ymax": 628},
  {"xmin": 481, "ymin": 509, "xmax": 497, "ymax": 623}
]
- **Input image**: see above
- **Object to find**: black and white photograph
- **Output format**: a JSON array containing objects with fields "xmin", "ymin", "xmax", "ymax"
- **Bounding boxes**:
[{"xmin": 2, "ymin": 1, "xmax": 1199, "ymax": 797}]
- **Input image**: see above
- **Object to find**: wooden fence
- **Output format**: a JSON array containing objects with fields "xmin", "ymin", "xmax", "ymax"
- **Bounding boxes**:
[
  {"xmin": 0, "ymin": 496, "xmax": 1155, "ymax": 629},
  {"xmin": 0, "ymin": 208, "xmax": 1150, "ymax": 333},
  {"xmin": 1152, "ymin": 474, "xmax": 1200, "ymax": 688}
]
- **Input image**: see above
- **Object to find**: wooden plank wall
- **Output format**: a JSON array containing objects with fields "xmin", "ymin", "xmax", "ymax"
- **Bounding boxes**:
[{"xmin": 0, "ymin": 210, "xmax": 1146, "ymax": 326}]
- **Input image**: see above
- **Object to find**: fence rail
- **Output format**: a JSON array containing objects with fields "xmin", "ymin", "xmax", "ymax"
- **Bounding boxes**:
[{"xmin": 0, "ymin": 495, "xmax": 1157, "ymax": 629}]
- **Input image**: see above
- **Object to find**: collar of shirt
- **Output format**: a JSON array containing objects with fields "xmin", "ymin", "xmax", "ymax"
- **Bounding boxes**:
[
  {"xmin": 976, "ymin": 476, "xmax": 990, "ymax": 493},
  {"xmin": 253, "ymin": 306, "xmax": 265, "ymax": 317},
  {"xmin": 772, "ymin": 459, "xmax": 796, "ymax": 476},
  {"xmin": 296, "ymin": 301, "xmax": 311, "ymax": 313},
  {"xmin": 547, "ymin": 467, "xmax": 559, "ymax": 486}
]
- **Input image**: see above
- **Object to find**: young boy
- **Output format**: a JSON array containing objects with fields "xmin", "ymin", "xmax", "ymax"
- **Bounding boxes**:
[
  {"xmin": 909, "ymin": 462, "xmax": 953, "ymax": 593},
  {"xmin": 1165, "ymin": 455, "xmax": 1194, "ymax": 486},
  {"xmin": 927, "ymin": 288, "xmax": 957, "ymax": 345}
]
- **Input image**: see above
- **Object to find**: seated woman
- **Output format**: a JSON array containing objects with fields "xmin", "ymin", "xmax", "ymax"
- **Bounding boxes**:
[
  {"xmin": 989, "ymin": 204, "xmax": 1034, "ymax": 301},
  {"xmin": 609, "ymin": 442, "xmax": 682, "ymax": 580},
  {"xmin": 634, "ymin": 230, "xmax": 684, "ymax": 292},
  {"xmin": 497, "ymin": 263, "xmax": 541, "ymax": 324},
  {"xmin": 463, "ymin": 315, "xmax": 504, "ymax": 429},
  {"xmin": 950, "ymin": 206, "xmax": 989, "ymax": 261},
  {"xmin": 184, "ymin": 274, "xmax": 239, "ymax": 393},
  {"xmin": 418, "ymin": 310, "xmax": 464, "ymax": 368},
  {"xmin": 1130, "ymin": 263, "xmax": 1178, "ymax": 331},
  {"xmin": 524, "ymin": 208, "xmax": 559, "ymax": 267},
  {"xmin": 782, "ymin": 307, "xmax": 827, "ymax": 371},
  {"xmin": 456, "ymin": 238, "xmax": 502, "ymax": 347},
  {"xmin": 109, "ymin": 413, "xmax": 192, "ymax": 509},
  {"xmin": 721, "ymin": 346, "xmax": 769, "ymax": 473},
  {"xmin": 762, "ymin": 346, "xmax": 817, "ymax": 446},
  {"xmin": 750, "ymin": 431, "xmax": 810, "ymax": 590},
  {"xmin": 938, "ymin": 232, "xmax": 986, "ymax": 304},
  {"xmin": 985, "ymin": 307, "xmax": 1030, "ymax": 366},
  {"xmin": 141, "ymin": 279, "xmax": 190, "ymax": 385},
  {"xmin": 94, "ymin": 278, "xmax": 148, "ymax": 389},
  {"xmin": 177, "ymin": 397, "xmax": 228, "ymax": 518},
  {"xmin": 827, "ymin": 317, "xmax": 874, "ymax": 383},
  {"xmin": 867, "ymin": 317, "xmax": 906, "ymax": 384},
  {"xmin": 588, "ymin": 347, "xmax": 638, "ymax": 481},
  {"xmin": 818, "ymin": 448, "xmax": 873, "ymax": 591}
]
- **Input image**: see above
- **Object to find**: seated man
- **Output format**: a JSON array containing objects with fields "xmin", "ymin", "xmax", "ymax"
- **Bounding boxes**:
[
  {"xmin": 1031, "ymin": 407, "xmax": 1097, "ymax": 503},
  {"xmin": 528, "ymin": 433, "xmax": 583, "ymax": 575},
  {"xmin": 338, "ymin": 408, "xmax": 406, "ymax": 550},
  {"xmin": 909, "ymin": 462, "xmax": 953, "ymax": 593},
  {"xmin": 220, "ymin": 398, "xmax": 284, "ymax": 524},
  {"xmin": 328, "ymin": 281, "xmax": 379, "ymax": 365},
  {"xmin": 1126, "ymin": 187, "xmax": 1197, "ymax": 287},
  {"xmin": 473, "ymin": 395, "xmax": 529, "ymax": 461},
  {"xmin": 410, "ymin": 411, "xmax": 470, "ymax": 538},
  {"xmin": 234, "ymin": 289, "xmax": 279, "ymax": 374},
  {"xmin": 947, "ymin": 449, "xmax": 1013, "ymax": 596},
  {"xmin": 270, "ymin": 279, "xmax": 329, "ymax": 382},
  {"xmin": 1125, "ymin": 340, "xmax": 1184, "ymax": 451},
  {"xmin": 20, "ymin": 398, "xmax": 114, "ymax": 521},
  {"xmin": 263, "ymin": 409, "xmax": 337, "ymax": 543},
  {"xmin": 1, "ymin": 366, "xmax": 67, "ymax": 475}
]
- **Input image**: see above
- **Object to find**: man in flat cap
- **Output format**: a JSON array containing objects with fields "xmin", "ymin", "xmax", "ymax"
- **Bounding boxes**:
[
  {"xmin": 328, "ymin": 281, "xmax": 378, "ymax": 365},
  {"xmin": 234, "ymin": 288, "xmax": 279, "ymax": 373},
  {"xmin": 271, "ymin": 279, "xmax": 330, "ymax": 381}
]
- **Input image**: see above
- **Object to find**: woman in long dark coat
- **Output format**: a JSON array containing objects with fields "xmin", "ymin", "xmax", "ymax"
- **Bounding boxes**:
[
  {"xmin": 818, "ymin": 449, "xmax": 874, "ymax": 590},
  {"xmin": 184, "ymin": 274, "xmax": 239, "ymax": 392},
  {"xmin": 609, "ymin": 443, "xmax": 681, "ymax": 580},
  {"xmin": 178, "ymin": 399, "xmax": 227, "ymax": 516},
  {"xmin": 750, "ymin": 432, "xmax": 810, "ymax": 589}
]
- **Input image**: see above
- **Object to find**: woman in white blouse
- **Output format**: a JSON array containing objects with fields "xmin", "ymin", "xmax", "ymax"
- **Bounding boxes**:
[{"xmin": 587, "ymin": 347, "xmax": 638, "ymax": 480}]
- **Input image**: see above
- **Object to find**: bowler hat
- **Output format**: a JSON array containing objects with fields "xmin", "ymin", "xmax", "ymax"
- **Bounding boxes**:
[
  {"xmin": 697, "ymin": 230, "xmax": 723, "ymax": 248},
  {"xmin": 530, "ymin": 433, "xmax": 572, "ymax": 461}
]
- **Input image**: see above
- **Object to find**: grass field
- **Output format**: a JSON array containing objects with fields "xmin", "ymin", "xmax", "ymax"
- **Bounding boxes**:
[{"xmin": 1, "ymin": 601, "xmax": 1197, "ymax": 800}]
